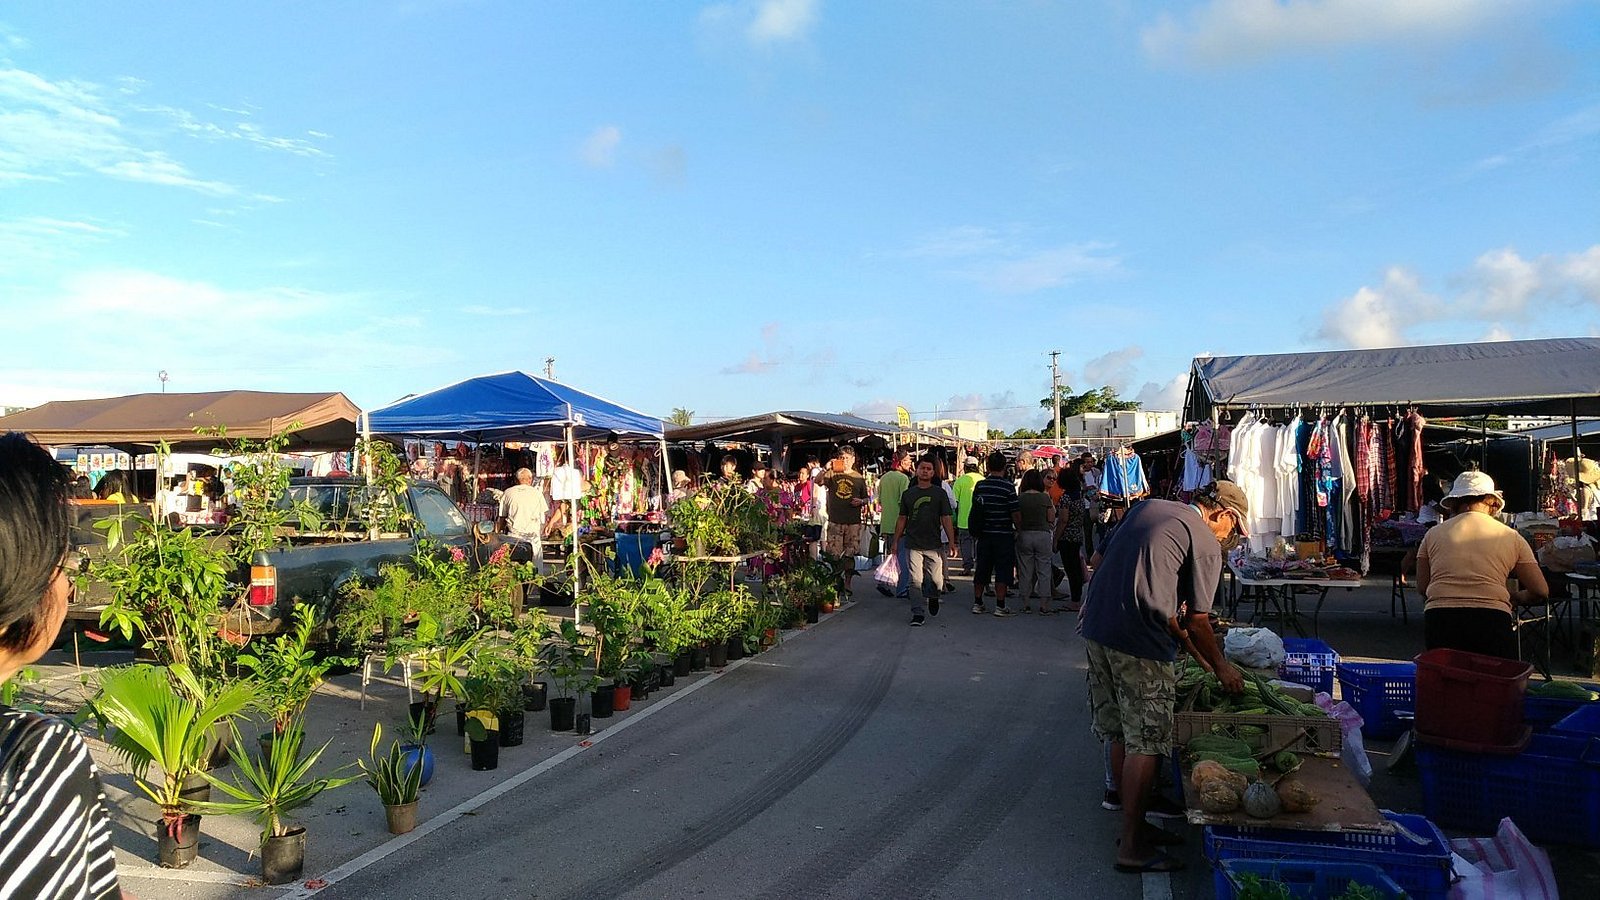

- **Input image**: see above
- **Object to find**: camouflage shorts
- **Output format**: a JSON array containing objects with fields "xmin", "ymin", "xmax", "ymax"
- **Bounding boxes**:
[
  {"xmin": 825, "ymin": 523, "xmax": 863, "ymax": 558},
  {"xmin": 1084, "ymin": 639, "xmax": 1177, "ymax": 757}
]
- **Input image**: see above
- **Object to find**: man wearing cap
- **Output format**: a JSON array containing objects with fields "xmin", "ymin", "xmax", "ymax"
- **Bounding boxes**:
[
  {"xmin": 1416, "ymin": 470, "xmax": 1548, "ymax": 659},
  {"xmin": 1080, "ymin": 480, "xmax": 1247, "ymax": 874}
]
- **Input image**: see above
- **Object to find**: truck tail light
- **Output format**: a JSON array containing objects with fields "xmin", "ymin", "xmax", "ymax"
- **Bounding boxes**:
[{"xmin": 247, "ymin": 565, "xmax": 277, "ymax": 607}]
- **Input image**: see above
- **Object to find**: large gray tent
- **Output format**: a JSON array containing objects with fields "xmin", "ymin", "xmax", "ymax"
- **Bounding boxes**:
[{"xmin": 1185, "ymin": 338, "xmax": 1600, "ymax": 420}]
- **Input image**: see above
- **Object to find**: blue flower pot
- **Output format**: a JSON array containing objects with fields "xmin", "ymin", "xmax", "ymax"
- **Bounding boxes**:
[{"xmin": 400, "ymin": 742, "xmax": 435, "ymax": 788}]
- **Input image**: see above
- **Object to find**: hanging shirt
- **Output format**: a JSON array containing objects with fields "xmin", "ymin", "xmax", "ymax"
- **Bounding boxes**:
[
  {"xmin": 1101, "ymin": 451, "xmax": 1148, "ymax": 498},
  {"xmin": 549, "ymin": 465, "xmax": 584, "ymax": 501},
  {"xmin": 1180, "ymin": 449, "xmax": 1212, "ymax": 492}
]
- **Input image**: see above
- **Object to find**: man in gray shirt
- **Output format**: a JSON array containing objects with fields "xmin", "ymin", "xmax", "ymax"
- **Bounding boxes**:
[
  {"xmin": 1080, "ymin": 481, "xmax": 1247, "ymax": 874},
  {"xmin": 890, "ymin": 457, "xmax": 959, "ymax": 626}
]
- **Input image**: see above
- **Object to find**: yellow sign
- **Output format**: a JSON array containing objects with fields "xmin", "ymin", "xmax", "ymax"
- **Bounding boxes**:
[{"xmin": 896, "ymin": 406, "xmax": 911, "ymax": 428}]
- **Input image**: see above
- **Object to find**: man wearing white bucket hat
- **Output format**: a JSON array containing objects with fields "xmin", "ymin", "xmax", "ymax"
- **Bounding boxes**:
[{"xmin": 1416, "ymin": 470, "xmax": 1549, "ymax": 659}]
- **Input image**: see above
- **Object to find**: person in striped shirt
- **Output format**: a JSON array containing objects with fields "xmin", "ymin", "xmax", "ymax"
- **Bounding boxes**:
[
  {"xmin": 969, "ymin": 451, "xmax": 1021, "ymax": 616},
  {"xmin": 0, "ymin": 433, "xmax": 123, "ymax": 900}
]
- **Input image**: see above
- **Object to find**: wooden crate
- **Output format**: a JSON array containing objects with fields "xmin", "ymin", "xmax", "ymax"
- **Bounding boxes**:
[{"xmin": 1176, "ymin": 711, "xmax": 1341, "ymax": 754}]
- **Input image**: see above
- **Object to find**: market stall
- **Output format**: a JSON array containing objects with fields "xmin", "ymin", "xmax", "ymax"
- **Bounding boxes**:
[{"xmin": 366, "ymin": 371, "xmax": 669, "ymax": 613}]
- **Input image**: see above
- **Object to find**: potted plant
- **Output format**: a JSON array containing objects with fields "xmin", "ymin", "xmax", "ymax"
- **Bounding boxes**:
[
  {"xmin": 541, "ymin": 620, "xmax": 587, "ymax": 731},
  {"xmin": 93, "ymin": 663, "xmax": 255, "ymax": 868},
  {"xmin": 393, "ymin": 618, "xmax": 480, "ymax": 735},
  {"xmin": 625, "ymin": 648, "xmax": 657, "ymax": 701},
  {"xmin": 398, "ymin": 708, "xmax": 435, "ymax": 788},
  {"xmin": 192, "ymin": 720, "xmax": 358, "ymax": 885},
  {"xmin": 510, "ymin": 613, "xmax": 551, "ymax": 712},
  {"xmin": 358, "ymin": 723, "xmax": 425, "ymax": 834},
  {"xmin": 464, "ymin": 716, "xmax": 499, "ymax": 770},
  {"xmin": 237, "ymin": 602, "xmax": 350, "ymax": 750},
  {"xmin": 334, "ymin": 563, "xmax": 417, "ymax": 650}
]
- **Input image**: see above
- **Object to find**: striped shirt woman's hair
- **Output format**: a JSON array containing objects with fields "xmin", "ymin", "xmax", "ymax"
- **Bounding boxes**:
[{"xmin": 0, "ymin": 432, "xmax": 72, "ymax": 653}]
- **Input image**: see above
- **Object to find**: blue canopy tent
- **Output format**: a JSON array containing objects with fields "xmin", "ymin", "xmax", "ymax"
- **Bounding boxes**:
[{"xmin": 367, "ymin": 371, "xmax": 669, "ymax": 614}]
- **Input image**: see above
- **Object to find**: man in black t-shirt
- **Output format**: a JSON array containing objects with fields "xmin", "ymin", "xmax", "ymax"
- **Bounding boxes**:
[
  {"xmin": 890, "ymin": 457, "xmax": 959, "ymax": 625},
  {"xmin": 969, "ymin": 451, "xmax": 1021, "ymax": 616},
  {"xmin": 820, "ymin": 445, "xmax": 868, "ymax": 590}
]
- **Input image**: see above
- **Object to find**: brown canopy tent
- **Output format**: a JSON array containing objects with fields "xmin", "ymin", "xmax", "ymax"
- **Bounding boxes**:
[{"xmin": 0, "ymin": 390, "xmax": 361, "ymax": 452}]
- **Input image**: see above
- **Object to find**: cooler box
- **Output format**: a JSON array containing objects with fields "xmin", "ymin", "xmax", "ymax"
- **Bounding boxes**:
[{"xmin": 613, "ymin": 532, "xmax": 659, "ymax": 577}]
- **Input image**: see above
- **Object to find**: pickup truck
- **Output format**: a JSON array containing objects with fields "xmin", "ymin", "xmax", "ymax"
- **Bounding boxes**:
[{"xmin": 68, "ymin": 477, "xmax": 517, "ymax": 638}]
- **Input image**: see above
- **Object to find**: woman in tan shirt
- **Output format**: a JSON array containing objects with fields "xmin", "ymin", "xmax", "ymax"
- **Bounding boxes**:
[{"xmin": 1415, "ymin": 471, "xmax": 1548, "ymax": 659}]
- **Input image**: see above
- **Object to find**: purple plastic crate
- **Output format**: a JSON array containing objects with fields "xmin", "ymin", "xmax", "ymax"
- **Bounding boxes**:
[
  {"xmin": 1205, "ymin": 811, "xmax": 1452, "ymax": 900},
  {"xmin": 1337, "ymin": 661, "xmax": 1415, "ymax": 741}
]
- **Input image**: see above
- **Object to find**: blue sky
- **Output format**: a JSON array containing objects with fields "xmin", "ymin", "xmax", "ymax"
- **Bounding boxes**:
[{"xmin": 1, "ymin": 1, "xmax": 1596, "ymax": 432}]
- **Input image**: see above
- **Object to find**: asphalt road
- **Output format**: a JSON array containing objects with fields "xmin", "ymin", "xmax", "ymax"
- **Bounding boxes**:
[{"xmin": 311, "ymin": 585, "xmax": 1144, "ymax": 900}]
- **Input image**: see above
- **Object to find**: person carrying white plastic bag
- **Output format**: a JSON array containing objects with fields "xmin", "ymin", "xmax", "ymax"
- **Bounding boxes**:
[{"xmin": 873, "ymin": 552, "xmax": 901, "ymax": 590}]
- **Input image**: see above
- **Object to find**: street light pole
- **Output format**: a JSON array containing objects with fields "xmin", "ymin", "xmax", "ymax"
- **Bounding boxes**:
[{"xmin": 158, "ymin": 370, "xmax": 169, "ymax": 393}]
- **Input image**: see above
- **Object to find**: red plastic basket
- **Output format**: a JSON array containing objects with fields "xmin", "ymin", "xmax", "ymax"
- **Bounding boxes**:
[{"xmin": 1414, "ymin": 648, "xmax": 1531, "ymax": 749}]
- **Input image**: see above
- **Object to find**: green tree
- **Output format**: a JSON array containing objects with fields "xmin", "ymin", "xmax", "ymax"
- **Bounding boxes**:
[
  {"xmin": 667, "ymin": 408, "xmax": 695, "ymax": 427},
  {"xmin": 987, "ymin": 429, "xmax": 1008, "ymax": 440},
  {"xmin": 1007, "ymin": 426, "xmax": 1042, "ymax": 440},
  {"xmin": 1038, "ymin": 385, "xmax": 1140, "ymax": 432}
]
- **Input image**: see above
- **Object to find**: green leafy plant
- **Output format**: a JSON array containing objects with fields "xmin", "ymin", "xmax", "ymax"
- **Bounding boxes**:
[
  {"xmin": 359, "ymin": 723, "xmax": 425, "ymax": 807},
  {"xmin": 354, "ymin": 438, "xmax": 413, "ymax": 534},
  {"xmin": 193, "ymin": 719, "xmax": 358, "ymax": 841},
  {"xmin": 0, "ymin": 666, "xmax": 41, "ymax": 710},
  {"xmin": 393, "ymin": 617, "xmax": 483, "ymax": 708},
  {"xmin": 237, "ymin": 602, "xmax": 351, "ymax": 734},
  {"xmin": 92, "ymin": 663, "xmax": 256, "ymax": 835},
  {"xmin": 541, "ymin": 620, "xmax": 591, "ymax": 699},
  {"xmin": 91, "ymin": 512, "xmax": 243, "ymax": 690},
  {"xmin": 335, "ymin": 564, "xmax": 419, "ymax": 647},
  {"xmin": 667, "ymin": 481, "xmax": 777, "ymax": 556},
  {"xmin": 203, "ymin": 424, "xmax": 323, "ymax": 564}
]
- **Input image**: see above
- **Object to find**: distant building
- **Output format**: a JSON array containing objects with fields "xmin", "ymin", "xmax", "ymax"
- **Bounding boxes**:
[
  {"xmin": 1, "ymin": 404, "xmax": 29, "ymax": 418},
  {"xmin": 914, "ymin": 418, "xmax": 989, "ymax": 442},
  {"xmin": 1063, "ymin": 410, "xmax": 1179, "ymax": 446}
]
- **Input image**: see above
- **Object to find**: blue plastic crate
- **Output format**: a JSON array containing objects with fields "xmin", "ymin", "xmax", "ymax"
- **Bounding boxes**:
[
  {"xmin": 1553, "ymin": 702, "xmax": 1600, "ymax": 739},
  {"xmin": 1216, "ymin": 859, "xmax": 1406, "ymax": 900},
  {"xmin": 1416, "ymin": 732, "xmax": 1600, "ymax": 847},
  {"xmin": 1337, "ymin": 661, "xmax": 1415, "ymax": 741},
  {"xmin": 1525, "ymin": 682, "xmax": 1600, "ymax": 732},
  {"xmin": 1280, "ymin": 638, "xmax": 1338, "ymax": 695},
  {"xmin": 1205, "ymin": 811, "xmax": 1452, "ymax": 900}
]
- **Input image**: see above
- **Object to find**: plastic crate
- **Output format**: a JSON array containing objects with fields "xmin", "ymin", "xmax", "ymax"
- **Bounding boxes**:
[
  {"xmin": 1524, "ymin": 682, "xmax": 1600, "ymax": 732},
  {"xmin": 1553, "ymin": 702, "xmax": 1600, "ymax": 739},
  {"xmin": 1205, "ymin": 811, "xmax": 1453, "ymax": 900},
  {"xmin": 1216, "ymin": 859, "xmax": 1406, "ymax": 900},
  {"xmin": 1414, "ymin": 648, "xmax": 1530, "ymax": 748},
  {"xmin": 1175, "ymin": 711, "xmax": 1341, "ymax": 754},
  {"xmin": 1279, "ymin": 638, "xmax": 1338, "ymax": 695},
  {"xmin": 1416, "ymin": 732, "xmax": 1600, "ymax": 847},
  {"xmin": 1337, "ymin": 661, "xmax": 1415, "ymax": 741}
]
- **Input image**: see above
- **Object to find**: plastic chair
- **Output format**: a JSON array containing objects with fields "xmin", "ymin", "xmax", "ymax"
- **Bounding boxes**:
[{"xmin": 359, "ymin": 650, "xmax": 417, "ymax": 710}]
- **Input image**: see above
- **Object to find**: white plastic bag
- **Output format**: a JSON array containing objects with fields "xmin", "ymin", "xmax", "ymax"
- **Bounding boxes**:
[
  {"xmin": 873, "ymin": 553, "xmax": 900, "ymax": 585},
  {"xmin": 1448, "ymin": 817, "xmax": 1559, "ymax": 900},
  {"xmin": 1315, "ymin": 693, "xmax": 1372, "ymax": 787},
  {"xmin": 1224, "ymin": 627, "xmax": 1286, "ymax": 669}
]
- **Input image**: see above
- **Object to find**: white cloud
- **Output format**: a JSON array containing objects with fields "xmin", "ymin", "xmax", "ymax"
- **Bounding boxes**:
[
  {"xmin": 1142, "ymin": 0, "xmax": 1528, "ymax": 68},
  {"xmin": 748, "ymin": 0, "xmax": 819, "ymax": 44},
  {"xmin": 0, "ymin": 216, "xmax": 125, "ymax": 271},
  {"xmin": 580, "ymin": 125, "xmax": 622, "ymax": 168},
  {"xmin": 845, "ymin": 399, "xmax": 899, "ymax": 423},
  {"xmin": 909, "ymin": 226, "xmax": 1122, "ymax": 295},
  {"xmin": 1083, "ymin": 346, "xmax": 1146, "ymax": 393},
  {"xmin": 1474, "ymin": 103, "xmax": 1600, "ymax": 174},
  {"xmin": 720, "ymin": 351, "xmax": 778, "ymax": 375},
  {"xmin": 1135, "ymin": 373, "xmax": 1190, "ymax": 413},
  {"xmin": 1315, "ymin": 244, "xmax": 1600, "ymax": 349},
  {"xmin": 0, "ymin": 62, "xmax": 322, "ymax": 196}
]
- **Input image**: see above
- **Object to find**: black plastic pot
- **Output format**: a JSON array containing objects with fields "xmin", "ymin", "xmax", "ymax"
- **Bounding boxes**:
[
  {"xmin": 658, "ymin": 661, "xmax": 677, "ymax": 687},
  {"xmin": 690, "ymin": 645, "xmax": 709, "ymax": 671},
  {"xmin": 205, "ymin": 720, "xmax": 232, "ymax": 769},
  {"xmin": 630, "ymin": 673, "xmax": 651, "ymax": 701},
  {"xmin": 470, "ymin": 735, "xmax": 499, "ymax": 771},
  {"xmin": 575, "ymin": 712, "xmax": 592, "ymax": 735},
  {"xmin": 805, "ymin": 604, "xmax": 820, "ymax": 624},
  {"xmin": 497, "ymin": 710, "xmax": 525, "ymax": 747},
  {"xmin": 727, "ymin": 636, "xmax": 746, "ymax": 661},
  {"xmin": 523, "ymin": 682, "xmax": 548, "ymax": 712},
  {"xmin": 708, "ymin": 640, "xmax": 729, "ymax": 668},
  {"xmin": 454, "ymin": 706, "xmax": 467, "ymax": 737},
  {"xmin": 592, "ymin": 683, "xmax": 615, "ymax": 719},
  {"xmin": 672, "ymin": 651, "xmax": 692, "ymax": 677},
  {"xmin": 408, "ymin": 699, "xmax": 438, "ymax": 735},
  {"xmin": 178, "ymin": 772, "xmax": 211, "ymax": 806},
  {"xmin": 157, "ymin": 814, "xmax": 201, "ymax": 869},
  {"xmin": 261, "ymin": 827, "xmax": 306, "ymax": 885},
  {"xmin": 549, "ymin": 697, "xmax": 576, "ymax": 731}
]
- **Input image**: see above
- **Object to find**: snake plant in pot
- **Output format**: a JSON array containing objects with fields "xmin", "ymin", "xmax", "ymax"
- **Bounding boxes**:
[
  {"xmin": 191, "ymin": 719, "xmax": 359, "ymax": 884},
  {"xmin": 359, "ymin": 723, "xmax": 426, "ymax": 834},
  {"xmin": 92, "ymin": 663, "xmax": 256, "ymax": 868}
]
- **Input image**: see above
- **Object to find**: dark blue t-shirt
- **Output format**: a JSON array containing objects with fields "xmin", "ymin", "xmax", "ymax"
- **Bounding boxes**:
[{"xmin": 1079, "ymin": 500, "xmax": 1221, "ymax": 662}]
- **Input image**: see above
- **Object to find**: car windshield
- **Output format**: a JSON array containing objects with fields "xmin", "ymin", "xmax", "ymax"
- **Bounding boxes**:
[{"xmin": 276, "ymin": 483, "xmax": 397, "ymax": 530}]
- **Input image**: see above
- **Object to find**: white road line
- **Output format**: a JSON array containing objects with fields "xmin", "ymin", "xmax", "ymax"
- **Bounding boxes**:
[{"xmin": 276, "ymin": 603, "xmax": 850, "ymax": 897}]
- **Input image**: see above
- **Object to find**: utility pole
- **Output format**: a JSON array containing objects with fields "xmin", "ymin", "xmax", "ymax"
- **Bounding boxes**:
[
  {"xmin": 1049, "ymin": 350, "xmax": 1062, "ymax": 446},
  {"xmin": 543, "ymin": 357, "xmax": 556, "ymax": 380}
]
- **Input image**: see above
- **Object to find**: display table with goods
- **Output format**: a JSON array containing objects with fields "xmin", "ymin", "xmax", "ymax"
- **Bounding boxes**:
[{"xmin": 1227, "ymin": 556, "xmax": 1363, "ymax": 637}]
